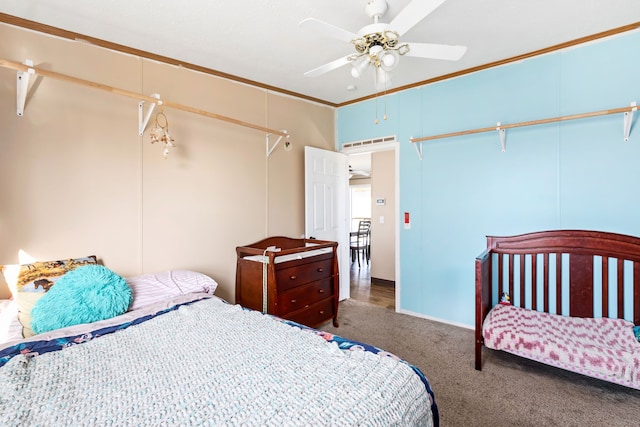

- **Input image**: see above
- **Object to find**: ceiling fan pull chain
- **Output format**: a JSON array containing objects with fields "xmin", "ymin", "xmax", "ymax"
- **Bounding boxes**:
[
  {"xmin": 374, "ymin": 72, "xmax": 379, "ymax": 125},
  {"xmin": 375, "ymin": 97, "xmax": 379, "ymax": 125},
  {"xmin": 383, "ymin": 86, "xmax": 388, "ymax": 121}
]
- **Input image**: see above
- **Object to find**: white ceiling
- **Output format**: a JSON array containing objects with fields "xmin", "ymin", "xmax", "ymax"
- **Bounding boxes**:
[
  {"xmin": 349, "ymin": 152, "xmax": 372, "ymax": 179},
  {"xmin": 2, "ymin": 1, "xmax": 639, "ymax": 106}
]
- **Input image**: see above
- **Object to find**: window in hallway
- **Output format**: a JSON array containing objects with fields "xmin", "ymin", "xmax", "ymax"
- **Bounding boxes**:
[{"xmin": 350, "ymin": 184, "xmax": 371, "ymax": 230}]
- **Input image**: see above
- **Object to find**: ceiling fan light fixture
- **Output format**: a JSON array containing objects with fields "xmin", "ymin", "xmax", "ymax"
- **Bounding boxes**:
[
  {"xmin": 375, "ymin": 67, "xmax": 391, "ymax": 91},
  {"xmin": 379, "ymin": 49, "xmax": 399, "ymax": 71},
  {"xmin": 351, "ymin": 55, "xmax": 369, "ymax": 78}
]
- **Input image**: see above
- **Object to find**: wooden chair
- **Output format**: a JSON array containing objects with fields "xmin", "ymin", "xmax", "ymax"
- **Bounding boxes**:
[{"xmin": 350, "ymin": 220, "xmax": 371, "ymax": 267}]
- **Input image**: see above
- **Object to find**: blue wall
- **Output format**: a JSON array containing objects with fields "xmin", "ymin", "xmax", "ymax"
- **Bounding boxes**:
[{"xmin": 337, "ymin": 31, "xmax": 640, "ymax": 327}]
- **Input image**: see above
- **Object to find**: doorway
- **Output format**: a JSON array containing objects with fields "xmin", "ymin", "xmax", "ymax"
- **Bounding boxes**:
[{"xmin": 345, "ymin": 144, "xmax": 397, "ymax": 310}]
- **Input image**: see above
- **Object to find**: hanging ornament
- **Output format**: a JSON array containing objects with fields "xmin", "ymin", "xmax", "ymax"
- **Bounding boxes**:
[{"xmin": 149, "ymin": 107, "xmax": 176, "ymax": 159}]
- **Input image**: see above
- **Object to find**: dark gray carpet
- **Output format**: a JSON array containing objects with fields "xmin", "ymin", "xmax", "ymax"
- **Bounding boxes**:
[{"xmin": 319, "ymin": 299, "xmax": 640, "ymax": 427}]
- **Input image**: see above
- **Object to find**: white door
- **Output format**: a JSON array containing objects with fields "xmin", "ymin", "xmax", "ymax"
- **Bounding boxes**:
[{"xmin": 304, "ymin": 146, "xmax": 350, "ymax": 300}]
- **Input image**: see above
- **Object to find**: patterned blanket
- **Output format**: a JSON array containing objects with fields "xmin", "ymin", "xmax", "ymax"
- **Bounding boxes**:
[
  {"xmin": 483, "ymin": 303, "xmax": 640, "ymax": 388},
  {"xmin": 0, "ymin": 296, "xmax": 436, "ymax": 426}
]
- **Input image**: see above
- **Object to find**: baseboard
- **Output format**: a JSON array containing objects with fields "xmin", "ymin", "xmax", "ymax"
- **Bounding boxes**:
[
  {"xmin": 396, "ymin": 308, "xmax": 473, "ymax": 330},
  {"xmin": 371, "ymin": 277, "xmax": 395, "ymax": 287}
]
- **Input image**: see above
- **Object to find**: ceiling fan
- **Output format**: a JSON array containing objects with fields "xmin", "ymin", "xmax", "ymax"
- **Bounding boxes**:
[
  {"xmin": 349, "ymin": 165, "xmax": 371, "ymax": 179},
  {"xmin": 299, "ymin": 0, "xmax": 467, "ymax": 90}
]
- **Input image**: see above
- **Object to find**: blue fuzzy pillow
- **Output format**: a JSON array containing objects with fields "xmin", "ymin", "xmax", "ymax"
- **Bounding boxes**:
[{"xmin": 31, "ymin": 265, "xmax": 132, "ymax": 334}]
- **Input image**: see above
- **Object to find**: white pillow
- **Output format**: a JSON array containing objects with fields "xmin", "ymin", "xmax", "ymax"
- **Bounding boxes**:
[
  {"xmin": 125, "ymin": 270, "xmax": 218, "ymax": 311},
  {"xmin": 0, "ymin": 299, "xmax": 23, "ymax": 344}
]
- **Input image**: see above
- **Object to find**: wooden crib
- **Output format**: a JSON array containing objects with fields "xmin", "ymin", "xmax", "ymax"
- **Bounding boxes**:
[{"xmin": 475, "ymin": 230, "xmax": 640, "ymax": 388}]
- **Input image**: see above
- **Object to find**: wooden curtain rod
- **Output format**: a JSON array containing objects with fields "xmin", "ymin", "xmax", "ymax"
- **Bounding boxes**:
[
  {"xmin": 410, "ymin": 104, "xmax": 637, "ymax": 143},
  {"xmin": 0, "ymin": 58, "xmax": 289, "ymax": 138}
]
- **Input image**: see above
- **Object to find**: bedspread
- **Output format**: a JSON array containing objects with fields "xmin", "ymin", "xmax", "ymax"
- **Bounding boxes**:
[
  {"xmin": 483, "ymin": 304, "xmax": 640, "ymax": 387},
  {"xmin": 0, "ymin": 296, "xmax": 436, "ymax": 426}
]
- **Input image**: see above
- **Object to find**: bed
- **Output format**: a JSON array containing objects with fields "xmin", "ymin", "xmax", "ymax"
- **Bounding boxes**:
[
  {"xmin": 0, "ymin": 261, "xmax": 438, "ymax": 426},
  {"xmin": 475, "ymin": 229, "xmax": 640, "ymax": 389}
]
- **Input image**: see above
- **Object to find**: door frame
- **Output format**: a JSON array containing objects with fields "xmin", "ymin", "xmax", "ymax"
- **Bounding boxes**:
[{"xmin": 341, "ymin": 138, "xmax": 399, "ymax": 310}]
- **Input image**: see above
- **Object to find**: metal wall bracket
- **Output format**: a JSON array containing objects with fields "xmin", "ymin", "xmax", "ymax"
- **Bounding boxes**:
[
  {"xmin": 266, "ymin": 130, "xmax": 288, "ymax": 157},
  {"xmin": 623, "ymin": 101, "xmax": 636, "ymax": 142},
  {"xmin": 138, "ymin": 93, "xmax": 161, "ymax": 135},
  {"xmin": 16, "ymin": 59, "xmax": 35, "ymax": 116},
  {"xmin": 497, "ymin": 122, "xmax": 506, "ymax": 152},
  {"xmin": 412, "ymin": 136, "xmax": 423, "ymax": 160}
]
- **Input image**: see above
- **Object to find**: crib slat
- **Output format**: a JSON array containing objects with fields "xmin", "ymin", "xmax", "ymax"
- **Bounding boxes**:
[
  {"xmin": 634, "ymin": 261, "xmax": 640, "ymax": 325},
  {"xmin": 556, "ymin": 253, "xmax": 562, "ymax": 314},
  {"xmin": 520, "ymin": 254, "xmax": 525, "ymax": 307},
  {"xmin": 497, "ymin": 253, "xmax": 504, "ymax": 304},
  {"xmin": 602, "ymin": 257, "xmax": 609, "ymax": 318},
  {"xmin": 543, "ymin": 253, "xmax": 549, "ymax": 312},
  {"xmin": 509, "ymin": 254, "xmax": 515, "ymax": 305},
  {"xmin": 531, "ymin": 254, "xmax": 537, "ymax": 310},
  {"xmin": 618, "ymin": 258, "xmax": 624, "ymax": 318}
]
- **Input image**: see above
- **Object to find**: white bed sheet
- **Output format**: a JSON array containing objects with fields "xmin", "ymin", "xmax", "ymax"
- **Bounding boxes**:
[{"xmin": 0, "ymin": 299, "xmax": 22, "ymax": 345}]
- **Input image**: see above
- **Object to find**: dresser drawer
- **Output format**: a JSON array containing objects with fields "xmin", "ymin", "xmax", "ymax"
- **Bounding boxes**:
[
  {"xmin": 284, "ymin": 298, "xmax": 334, "ymax": 327},
  {"xmin": 277, "ymin": 279, "xmax": 333, "ymax": 314},
  {"xmin": 276, "ymin": 258, "xmax": 333, "ymax": 291}
]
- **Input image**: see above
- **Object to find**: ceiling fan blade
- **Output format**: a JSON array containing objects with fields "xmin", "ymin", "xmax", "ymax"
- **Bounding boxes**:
[
  {"xmin": 390, "ymin": 0, "xmax": 447, "ymax": 37},
  {"xmin": 351, "ymin": 170, "xmax": 370, "ymax": 178},
  {"xmin": 404, "ymin": 42, "xmax": 467, "ymax": 61},
  {"xmin": 304, "ymin": 55, "xmax": 352, "ymax": 77},
  {"xmin": 299, "ymin": 18, "xmax": 357, "ymax": 43}
]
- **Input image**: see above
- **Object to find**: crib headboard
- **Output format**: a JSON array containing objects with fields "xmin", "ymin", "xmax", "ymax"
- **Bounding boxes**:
[{"xmin": 477, "ymin": 230, "xmax": 640, "ymax": 324}]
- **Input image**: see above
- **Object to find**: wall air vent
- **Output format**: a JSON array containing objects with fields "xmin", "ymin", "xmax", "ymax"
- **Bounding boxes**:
[{"xmin": 341, "ymin": 135, "xmax": 396, "ymax": 154}]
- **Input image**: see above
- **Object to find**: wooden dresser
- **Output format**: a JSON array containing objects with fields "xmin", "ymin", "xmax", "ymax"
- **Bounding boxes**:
[{"xmin": 235, "ymin": 236, "xmax": 339, "ymax": 328}]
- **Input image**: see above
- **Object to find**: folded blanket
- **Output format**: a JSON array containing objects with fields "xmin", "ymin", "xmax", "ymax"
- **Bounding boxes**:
[{"xmin": 483, "ymin": 304, "xmax": 640, "ymax": 387}]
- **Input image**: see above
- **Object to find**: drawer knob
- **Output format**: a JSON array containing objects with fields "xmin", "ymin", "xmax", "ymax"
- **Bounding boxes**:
[
  {"xmin": 318, "ymin": 289, "xmax": 324, "ymax": 293},
  {"xmin": 289, "ymin": 275, "xmax": 297, "ymax": 280},
  {"xmin": 317, "ymin": 268, "xmax": 324, "ymax": 272},
  {"xmin": 319, "ymin": 310, "xmax": 325, "ymax": 315},
  {"xmin": 291, "ymin": 299, "xmax": 297, "ymax": 303}
]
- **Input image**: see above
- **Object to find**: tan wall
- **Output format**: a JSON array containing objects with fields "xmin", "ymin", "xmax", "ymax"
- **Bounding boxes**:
[
  {"xmin": 0, "ymin": 24, "xmax": 335, "ymax": 302},
  {"xmin": 370, "ymin": 150, "xmax": 395, "ymax": 282}
]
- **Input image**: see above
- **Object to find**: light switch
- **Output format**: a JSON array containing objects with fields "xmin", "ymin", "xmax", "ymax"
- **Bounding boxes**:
[{"xmin": 379, "ymin": 215, "xmax": 384, "ymax": 224}]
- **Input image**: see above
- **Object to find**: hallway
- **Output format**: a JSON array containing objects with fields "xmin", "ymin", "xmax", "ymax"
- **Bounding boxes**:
[{"xmin": 349, "ymin": 262, "xmax": 395, "ymax": 310}]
